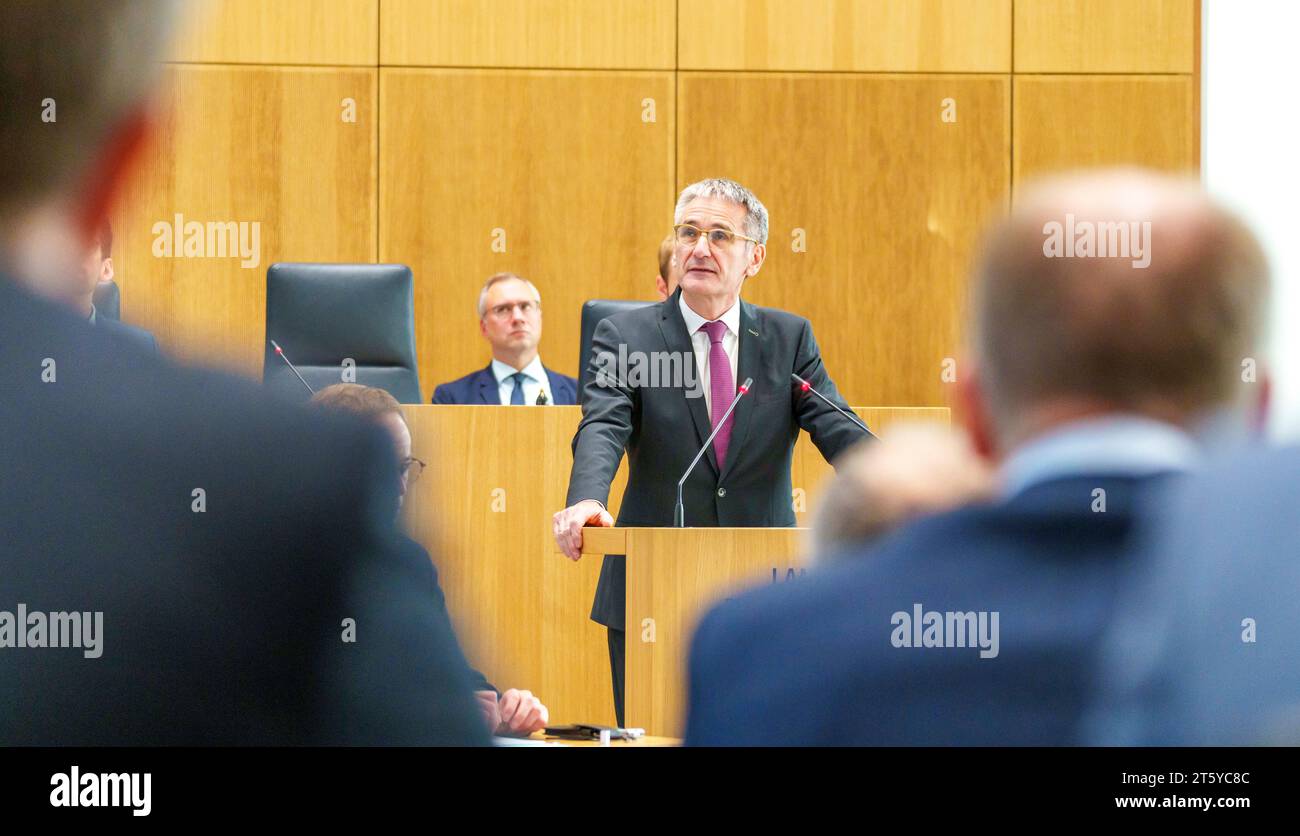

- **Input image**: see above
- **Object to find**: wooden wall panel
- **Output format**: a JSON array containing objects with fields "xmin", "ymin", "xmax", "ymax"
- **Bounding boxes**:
[
  {"xmin": 1015, "ymin": 0, "xmax": 1195, "ymax": 73},
  {"xmin": 114, "ymin": 66, "xmax": 377, "ymax": 376},
  {"xmin": 379, "ymin": 69, "xmax": 675, "ymax": 400},
  {"xmin": 380, "ymin": 0, "xmax": 676, "ymax": 69},
  {"xmin": 679, "ymin": 73, "xmax": 1010, "ymax": 408},
  {"xmin": 679, "ymin": 0, "xmax": 1011, "ymax": 72},
  {"xmin": 399, "ymin": 406, "xmax": 624, "ymax": 726},
  {"xmin": 170, "ymin": 0, "xmax": 379, "ymax": 65},
  {"xmin": 1013, "ymin": 76, "xmax": 1197, "ymax": 189}
]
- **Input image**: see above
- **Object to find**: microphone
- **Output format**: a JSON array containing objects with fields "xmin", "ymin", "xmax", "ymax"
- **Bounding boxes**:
[
  {"xmin": 791, "ymin": 373, "xmax": 873, "ymax": 436},
  {"xmin": 536, "ymin": 389, "xmax": 549, "ymax": 405},
  {"xmin": 270, "ymin": 340, "xmax": 316, "ymax": 395},
  {"xmin": 674, "ymin": 377, "xmax": 753, "ymax": 527}
]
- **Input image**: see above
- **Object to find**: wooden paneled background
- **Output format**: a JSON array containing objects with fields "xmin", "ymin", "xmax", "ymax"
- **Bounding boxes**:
[
  {"xmin": 115, "ymin": 0, "xmax": 1199, "ymax": 407},
  {"xmin": 110, "ymin": 0, "xmax": 1199, "ymax": 726}
]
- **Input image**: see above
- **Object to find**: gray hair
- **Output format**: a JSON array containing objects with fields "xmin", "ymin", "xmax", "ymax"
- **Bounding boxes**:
[
  {"xmin": 674, "ymin": 178, "xmax": 769, "ymax": 245},
  {"xmin": 477, "ymin": 272, "xmax": 541, "ymax": 318}
]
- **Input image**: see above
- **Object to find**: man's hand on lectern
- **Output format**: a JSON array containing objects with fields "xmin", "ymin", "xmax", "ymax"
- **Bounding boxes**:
[{"xmin": 553, "ymin": 499, "xmax": 613, "ymax": 561}]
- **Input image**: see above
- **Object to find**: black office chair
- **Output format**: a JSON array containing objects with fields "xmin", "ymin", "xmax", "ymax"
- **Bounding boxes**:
[
  {"xmin": 577, "ymin": 299, "xmax": 655, "ymax": 405},
  {"xmin": 93, "ymin": 280, "xmax": 121, "ymax": 321},
  {"xmin": 263, "ymin": 263, "xmax": 422, "ymax": 403}
]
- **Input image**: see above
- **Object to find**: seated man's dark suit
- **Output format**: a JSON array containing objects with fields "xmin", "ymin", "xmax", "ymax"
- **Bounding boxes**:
[
  {"xmin": 684, "ymin": 471, "xmax": 1178, "ymax": 745},
  {"xmin": 432, "ymin": 364, "xmax": 577, "ymax": 404},
  {"xmin": 0, "ymin": 274, "xmax": 486, "ymax": 746},
  {"xmin": 397, "ymin": 533, "xmax": 496, "ymax": 694},
  {"xmin": 96, "ymin": 310, "xmax": 160, "ymax": 355},
  {"xmin": 567, "ymin": 286, "xmax": 866, "ymax": 724}
]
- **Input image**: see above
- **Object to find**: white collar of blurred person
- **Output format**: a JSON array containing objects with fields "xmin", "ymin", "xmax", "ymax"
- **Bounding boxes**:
[
  {"xmin": 492, "ymin": 354, "xmax": 546, "ymax": 384},
  {"xmin": 87, "ymin": 304, "xmax": 97, "ymax": 325},
  {"xmin": 999, "ymin": 414, "xmax": 1199, "ymax": 499},
  {"xmin": 679, "ymin": 292, "xmax": 741, "ymax": 337}
]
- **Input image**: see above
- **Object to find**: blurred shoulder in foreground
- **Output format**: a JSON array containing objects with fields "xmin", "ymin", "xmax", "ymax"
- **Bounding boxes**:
[{"xmin": 0, "ymin": 278, "xmax": 486, "ymax": 744}]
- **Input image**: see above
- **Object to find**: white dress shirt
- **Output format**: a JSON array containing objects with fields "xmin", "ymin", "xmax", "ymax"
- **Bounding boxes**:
[
  {"xmin": 999, "ymin": 415, "xmax": 1199, "ymax": 498},
  {"xmin": 679, "ymin": 294, "xmax": 741, "ymax": 416},
  {"xmin": 490, "ymin": 355, "xmax": 554, "ymax": 405}
]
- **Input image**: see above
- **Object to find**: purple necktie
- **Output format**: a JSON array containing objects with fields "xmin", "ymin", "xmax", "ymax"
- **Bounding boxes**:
[{"xmin": 701, "ymin": 320, "xmax": 735, "ymax": 470}]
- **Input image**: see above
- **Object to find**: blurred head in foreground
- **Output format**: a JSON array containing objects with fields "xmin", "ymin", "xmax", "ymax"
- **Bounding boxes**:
[
  {"xmin": 0, "ymin": 1, "xmax": 174, "ymax": 293},
  {"xmin": 810, "ymin": 423, "xmax": 996, "ymax": 559},
  {"xmin": 960, "ymin": 169, "xmax": 1270, "ymax": 460},
  {"xmin": 809, "ymin": 170, "xmax": 1270, "ymax": 558},
  {"xmin": 310, "ymin": 383, "xmax": 424, "ymax": 509}
]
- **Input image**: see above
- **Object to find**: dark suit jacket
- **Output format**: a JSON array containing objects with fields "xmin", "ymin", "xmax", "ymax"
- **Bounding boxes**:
[
  {"xmin": 1089, "ymin": 444, "xmax": 1298, "ymax": 745},
  {"xmin": 431, "ymin": 363, "xmax": 577, "ymax": 405},
  {"xmin": 397, "ymin": 534, "xmax": 496, "ymax": 694},
  {"xmin": 567, "ymin": 287, "xmax": 868, "ymax": 629},
  {"xmin": 683, "ymin": 473, "xmax": 1176, "ymax": 746},
  {"xmin": 98, "ymin": 313, "xmax": 160, "ymax": 355},
  {"xmin": 0, "ymin": 274, "xmax": 487, "ymax": 746}
]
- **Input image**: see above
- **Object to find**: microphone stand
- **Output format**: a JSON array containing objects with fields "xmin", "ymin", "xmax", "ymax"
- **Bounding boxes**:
[{"xmin": 791, "ymin": 373, "xmax": 873, "ymax": 436}]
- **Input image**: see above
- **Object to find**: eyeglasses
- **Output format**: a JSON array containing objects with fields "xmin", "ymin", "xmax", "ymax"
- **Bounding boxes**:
[
  {"xmin": 673, "ymin": 223, "xmax": 760, "ymax": 248},
  {"xmin": 486, "ymin": 300, "xmax": 540, "ymax": 320},
  {"xmin": 400, "ymin": 456, "xmax": 426, "ymax": 485}
]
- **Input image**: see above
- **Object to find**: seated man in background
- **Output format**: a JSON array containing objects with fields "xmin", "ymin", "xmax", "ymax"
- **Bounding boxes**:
[
  {"xmin": 807, "ymin": 423, "xmax": 995, "ymax": 562},
  {"xmin": 82, "ymin": 221, "xmax": 159, "ymax": 352},
  {"xmin": 655, "ymin": 233, "xmax": 680, "ymax": 300},
  {"xmin": 312, "ymin": 383, "xmax": 550, "ymax": 736},
  {"xmin": 685, "ymin": 169, "xmax": 1271, "ymax": 746},
  {"xmin": 18, "ymin": 216, "xmax": 159, "ymax": 353},
  {"xmin": 432, "ymin": 272, "xmax": 577, "ymax": 405}
]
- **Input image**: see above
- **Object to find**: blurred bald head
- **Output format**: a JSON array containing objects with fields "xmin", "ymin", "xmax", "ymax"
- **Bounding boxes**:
[{"xmin": 969, "ymin": 169, "xmax": 1270, "ymax": 451}]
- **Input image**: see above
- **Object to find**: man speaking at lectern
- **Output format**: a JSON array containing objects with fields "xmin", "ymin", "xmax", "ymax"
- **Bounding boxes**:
[{"xmin": 553, "ymin": 178, "xmax": 869, "ymax": 724}]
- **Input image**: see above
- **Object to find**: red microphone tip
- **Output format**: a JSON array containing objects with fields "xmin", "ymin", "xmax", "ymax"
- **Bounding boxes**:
[
  {"xmin": 739, "ymin": 384, "xmax": 749, "ymax": 394},
  {"xmin": 275, "ymin": 346, "xmax": 283, "ymax": 355},
  {"xmin": 800, "ymin": 382, "xmax": 810, "ymax": 392}
]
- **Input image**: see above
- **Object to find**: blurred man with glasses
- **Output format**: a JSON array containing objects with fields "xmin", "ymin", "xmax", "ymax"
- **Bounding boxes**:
[
  {"xmin": 432, "ymin": 272, "xmax": 578, "ymax": 405},
  {"xmin": 552, "ymin": 177, "xmax": 869, "ymax": 725},
  {"xmin": 312, "ymin": 383, "xmax": 551, "ymax": 737}
]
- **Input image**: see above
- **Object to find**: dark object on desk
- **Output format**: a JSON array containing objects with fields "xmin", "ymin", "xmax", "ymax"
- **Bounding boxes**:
[{"xmin": 543, "ymin": 724, "xmax": 637, "ymax": 741}]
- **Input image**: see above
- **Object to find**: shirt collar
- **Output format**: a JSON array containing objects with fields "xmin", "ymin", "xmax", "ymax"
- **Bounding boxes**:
[
  {"xmin": 87, "ymin": 304, "xmax": 97, "ymax": 326},
  {"xmin": 491, "ymin": 355, "xmax": 547, "ymax": 385},
  {"xmin": 1000, "ymin": 414, "xmax": 1199, "ymax": 498},
  {"xmin": 679, "ymin": 293, "xmax": 741, "ymax": 338}
]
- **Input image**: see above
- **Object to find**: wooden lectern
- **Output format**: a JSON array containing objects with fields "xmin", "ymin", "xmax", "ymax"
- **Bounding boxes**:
[
  {"xmin": 400, "ymin": 405, "xmax": 945, "ymax": 732},
  {"xmin": 575, "ymin": 526, "xmax": 804, "ymax": 737}
]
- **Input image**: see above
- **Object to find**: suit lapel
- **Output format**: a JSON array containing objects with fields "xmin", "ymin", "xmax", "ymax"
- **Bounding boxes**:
[
  {"xmin": 476, "ymin": 365, "xmax": 496, "ymax": 404},
  {"xmin": 658, "ymin": 289, "xmax": 718, "ymax": 475},
  {"xmin": 720, "ymin": 301, "xmax": 762, "ymax": 481}
]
